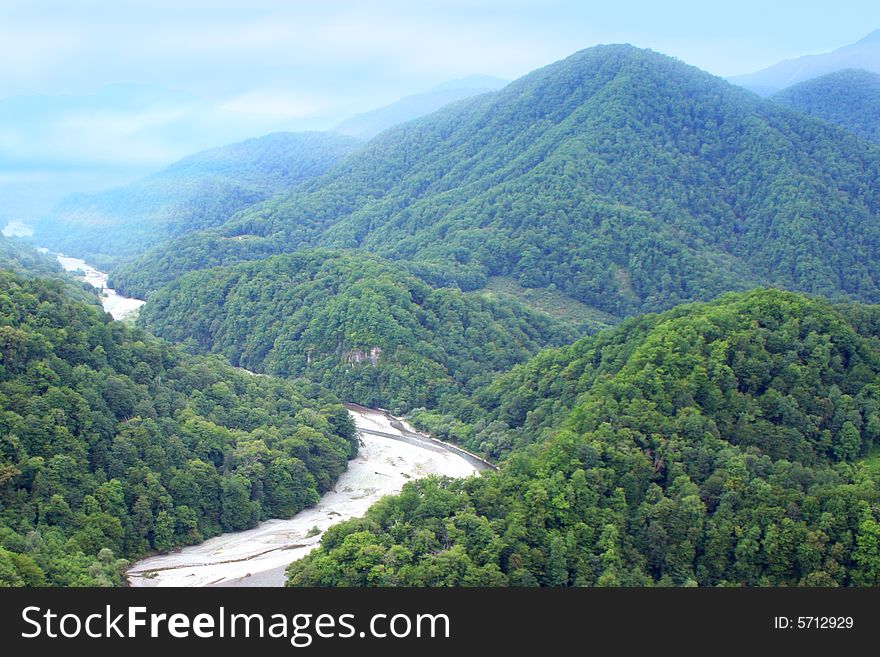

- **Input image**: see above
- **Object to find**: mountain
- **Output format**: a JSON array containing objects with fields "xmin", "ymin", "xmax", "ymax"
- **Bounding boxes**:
[
  {"xmin": 0, "ymin": 235, "xmax": 64, "ymax": 279},
  {"xmin": 0, "ymin": 271, "xmax": 355, "ymax": 586},
  {"xmin": 32, "ymin": 131, "xmax": 360, "ymax": 267},
  {"xmin": 730, "ymin": 29, "xmax": 880, "ymax": 92},
  {"xmin": 136, "ymin": 249, "xmax": 579, "ymax": 413},
  {"xmin": 771, "ymin": 69, "xmax": 880, "ymax": 143},
  {"xmin": 0, "ymin": 83, "xmax": 340, "ymax": 224},
  {"xmin": 334, "ymin": 75, "xmax": 508, "ymax": 139},
  {"xmin": 0, "ymin": 234, "xmax": 103, "ymax": 307},
  {"xmin": 286, "ymin": 289, "xmax": 880, "ymax": 587},
  {"xmin": 113, "ymin": 45, "xmax": 880, "ymax": 321}
]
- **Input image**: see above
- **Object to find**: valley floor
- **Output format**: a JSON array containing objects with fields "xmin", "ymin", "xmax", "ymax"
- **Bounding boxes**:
[{"xmin": 126, "ymin": 406, "xmax": 482, "ymax": 587}]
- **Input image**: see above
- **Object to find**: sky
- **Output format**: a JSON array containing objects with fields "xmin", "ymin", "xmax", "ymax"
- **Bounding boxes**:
[
  {"xmin": 2, "ymin": 0, "xmax": 880, "ymax": 219},
  {"xmin": 4, "ymin": 0, "xmax": 880, "ymax": 116}
]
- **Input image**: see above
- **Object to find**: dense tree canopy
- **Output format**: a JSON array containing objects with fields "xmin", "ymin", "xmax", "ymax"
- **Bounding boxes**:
[
  {"xmin": 137, "ymin": 249, "xmax": 576, "ymax": 413},
  {"xmin": 0, "ymin": 235, "xmax": 99, "ymax": 307},
  {"xmin": 114, "ymin": 46, "xmax": 880, "ymax": 320},
  {"xmin": 0, "ymin": 272, "xmax": 356, "ymax": 586},
  {"xmin": 287, "ymin": 290, "xmax": 880, "ymax": 587},
  {"xmin": 33, "ymin": 132, "xmax": 360, "ymax": 269},
  {"xmin": 772, "ymin": 69, "xmax": 880, "ymax": 144}
]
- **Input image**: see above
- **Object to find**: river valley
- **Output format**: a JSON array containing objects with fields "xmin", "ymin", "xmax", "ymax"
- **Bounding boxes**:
[{"xmin": 127, "ymin": 405, "xmax": 485, "ymax": 587}]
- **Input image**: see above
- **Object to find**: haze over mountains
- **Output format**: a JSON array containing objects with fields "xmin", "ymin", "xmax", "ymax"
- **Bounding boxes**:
[
  {"xmin": 1, "ymin": 76, "xmax": 508, "ymax": 227},
  {"xmin": 0, "ymin": 83, "xmax": 327, "ymax": 223},
  {"xmin": 730, "ymin": 29, "xmax": 880, "ymax": 94},
  {"xmin": 333, "ymin": 75, "xmax": 509, "ymax": 139},
  {"xmin": 111, "ymin": 45, "xmax": 880, "ymax": 322},
  {"xmin": 4, "ymin": 30, "xmax": 880, "ymax": 590},
  {"xmin": 32, "ymin": 131, "xmax": 360, "ymax": 266}
]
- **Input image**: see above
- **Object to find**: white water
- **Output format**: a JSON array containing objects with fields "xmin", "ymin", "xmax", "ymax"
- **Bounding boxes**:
[
  {"xmin": 127, "ymin": 406, "xmax": 483, "ymax": 587},
  {"xmin": 55, "ymin": 254, "xmax": 145, "ymax": 320},
  {"xmin": 2, "ymin": 220, "xmax": 145, "ymax": 321}
]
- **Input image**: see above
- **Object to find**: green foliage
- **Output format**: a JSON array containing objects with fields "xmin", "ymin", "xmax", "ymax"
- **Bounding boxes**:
[
  {"xmin": 0, "ymin": 236, "xmax": 62, "ymax": 279},
  {"xmin": 137, "ymin": 249, "xmax": 575, "ymax": 413},
  {"xmin": 772, "ymin": 69, "xmax": 880, "ymax": 144},
  {"xmin": 115, "ymin": 46, "xmax": 880, "ymax": 319},
  {"xmin": 287, "ymin": 290, "xmax": 880, "ymax": 587},
  {"xmin": 479, "ymin": 276, "xmax": 618, "ymax": 333},
  {"xmin": 0, "ymin": 236, "xmax": 99, "ymax": 306},
  {"xmin": 33, "ymin": 132, "xmax": 361, "ymax": 265},
  {"xmin": 0, "ymin": 271, "xmax": 356, "ymax": 586}
]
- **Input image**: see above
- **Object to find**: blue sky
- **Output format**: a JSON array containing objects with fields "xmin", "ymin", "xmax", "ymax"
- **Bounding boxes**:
[
  {"xmin": 2, "ymin": 1, "xmax": 880, "ymax": 221},
  {"xmin": 4, "ymin": 0, "xmax": 880, "ymax": 118}
]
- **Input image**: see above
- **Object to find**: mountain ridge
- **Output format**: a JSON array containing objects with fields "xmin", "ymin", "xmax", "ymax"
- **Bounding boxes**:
[
  {"xmin": 771, "ymin": 69, "xmax": 880, "ymax": 143},
  {"xmin": 112, "ymin": 44, "xmax": 880, "ymax": 321},
  {"xmin": 32, "ymin": 131, "xmax": 361, "ymax": 267},
  {"xmin": 730, "ymin": 29, "xmax": 880, "ymax": 92}
]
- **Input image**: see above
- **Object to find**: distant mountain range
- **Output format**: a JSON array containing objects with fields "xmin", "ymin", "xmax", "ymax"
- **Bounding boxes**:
[
  {"xmin": 771, "ymin": 69, "xmax": 880, "ymax": 143},
  {"xmin": 334, "ymin": 75, "xmax": 509, "ymax": 139},
  {"xmin": 730, "ymin": 29, "xmax": 880, "ymax": 94},
  {"xmin": 112, "ymin": 45, "xmax": 880, "ymax": 322},
  {"xmin": 31, "ymin": 131, "xmax": 360, "ymax": 267},
  {"xmin": 1, "ymin": 78, "xmax": 502, "ymax": 224}
]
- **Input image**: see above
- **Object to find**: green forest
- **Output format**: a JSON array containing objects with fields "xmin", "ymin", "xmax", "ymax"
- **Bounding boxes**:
[
  {"xmin": 0, "ymin": 272, "xmax": 356, "ymax": 585},
  {"xmin": 112, "ymin": 46, "xmax": 880, "ymax": 320},
  {"xmin": 136, "ymin": 249, "xmax": 575, "ymax": 412},
  {"xmin": 287, "ymin": 290, "xmax": 880, "ymax": 586},
  {"xmin": 5, "ymin": 40, "xmax": 880, "ymax": 589},
  {"xmin": 772, "ymin": 69, "xmax": 880, "ymax": 144}
]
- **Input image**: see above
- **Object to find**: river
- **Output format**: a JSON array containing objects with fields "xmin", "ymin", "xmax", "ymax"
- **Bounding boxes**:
[
  {"xmin": 1, "ymin": 225, "xmax": 488, "ymax": 587},
  {"xmin": 2, "ymin": 220, "xmax": 145, "ymax": 320},
  {"xmin": 127, "ymin": 405, "xmax": 487, "ymax": 587},
  {"xmin": 55, "ymin": 254, "xmax": 146, "ymax": 320}
]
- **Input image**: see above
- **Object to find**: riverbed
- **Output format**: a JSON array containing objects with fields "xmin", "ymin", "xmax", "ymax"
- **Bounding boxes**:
[
  {"xmin": 126, "ymin": 405, "xmax": 485, "ymax": 587},
  {"xmin": 55, "ymin": 254, "xmax": 145, "ymax": 320},
  {"xmin": 2, "ymin": 220, "xmax": 145, "ymax": 321},
  {"xmin": 1, "ymin": 226, "xmax": 486, "ymax": 586}
]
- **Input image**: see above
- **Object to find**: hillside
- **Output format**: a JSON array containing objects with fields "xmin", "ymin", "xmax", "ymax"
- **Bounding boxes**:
[
  {"xmin": 334, "ymin": 75, "xmax": 508, "ymax": 139},
  {"xmin": 0, "ymin": 235, "xmax": 64, "ymax": 279},
  {"xmin": 0, "ymin": 272, "xmax": 356, "ymax": 586},
  {"xmin": 112, "ymin": 45, "xmax": 880, "ymax": 320},
  {"xmin": 32, "ymin": 131, "xmax": 360, "ymax": 267},
  {"xmin": 136, "ymin": 249, "xmax": 576, "ymax": 413},
  {"xmin": 286, "ymin": 289, "xmax": 880, "ymax": 587},
  {"xmin": 772, "ymin": 69, "xmax": 880, "ymax": 143},
  {"xmin": 730, "ymin": 29, "xmax": 880, "ymax": 92},
  {"xmin": 0, "ymin": 235, "xmax": 102, "ymax": 307}
]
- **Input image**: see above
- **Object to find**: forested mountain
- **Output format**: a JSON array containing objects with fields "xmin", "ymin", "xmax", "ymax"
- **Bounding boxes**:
[
  {"xmin": 730, "ymin": 29, "xmax": 880, "ymax": 93},
  {"xmin": 136, "ymin": 250, "xmax": 576, "ymax": 413},
  {"xmin": 0, "ymin": 236, "xmax": 64, "ymax": 280},
  {"xmin": 32, "ymin": 131, "xmax": 360, "ymax": 268},
  {"xmin": 0, "ymin": 272, "xmax": 356, "ymax": 586},
  {"xmin": 113, "ymin": 45, "xmax": 880, "ymax": 320},
  {"xmin": 772, "ymin": 69, "xmax": 880, "ymax": 143},
  {"xmin": 334, "ymin": 75, "xmax": 508, "ymax": 139},
  {"xmin": 0, "ymin": 235, "xmax": 101, "ymax": 307},
  {"xmin": 287, "ymin": 289, "xmax": 880, "ymax": 587}
]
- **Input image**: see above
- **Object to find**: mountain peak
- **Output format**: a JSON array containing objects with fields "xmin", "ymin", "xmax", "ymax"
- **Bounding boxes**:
[
  {"xmin": 857, "ymin": 28, "xmax": 880, "ymax": 44},
  {"xmin": 731, "ymin": 29, "xmax": 880, "ymax": 90}
]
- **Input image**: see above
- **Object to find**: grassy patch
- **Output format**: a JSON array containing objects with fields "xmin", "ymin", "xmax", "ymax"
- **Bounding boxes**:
[
  {"xmin": 859, "ymin": 446, "xmax": 880, "ymax": 477},
  {"xmin": 477, "ymin": 276, "xmax": 619, "ymax": 333}
]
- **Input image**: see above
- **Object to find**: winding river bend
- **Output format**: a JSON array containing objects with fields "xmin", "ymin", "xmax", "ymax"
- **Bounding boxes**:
[
  {"xmin": 0, "ymin": 231, "xmax": 489, "ymax": 587},
  {"xmin": 55, "ymin": 254, "xmax": 146, "ymax": 320},
  {"xmin": 128, "ymin": 405, "xmax": 488, "ymax": 587}
]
